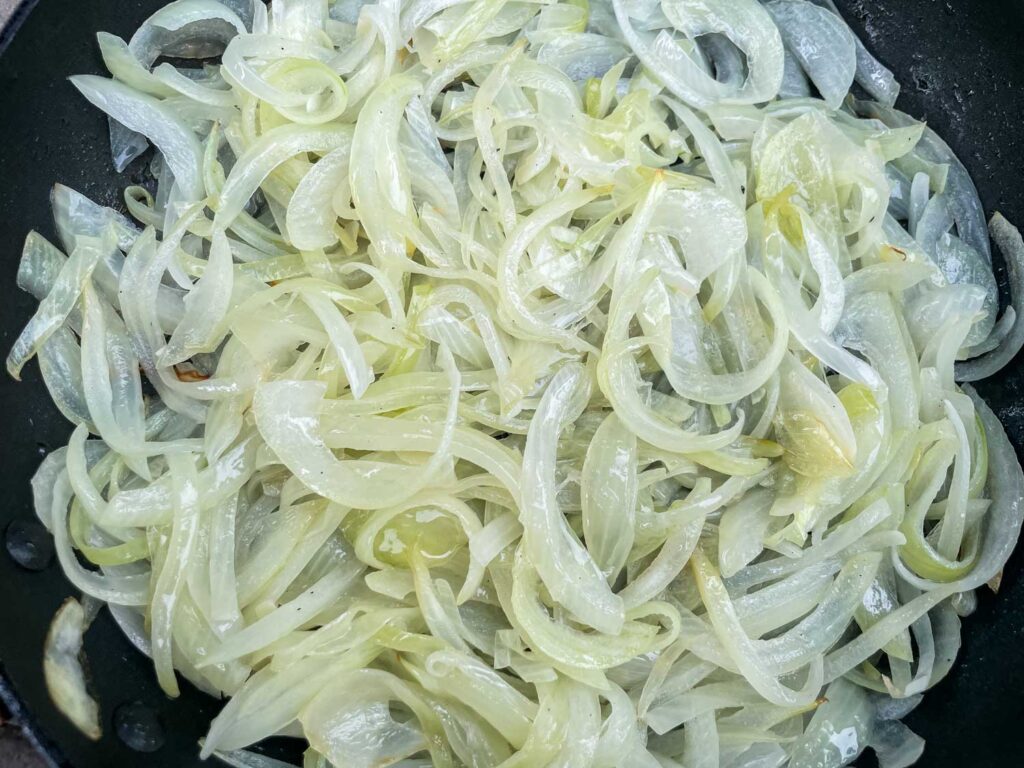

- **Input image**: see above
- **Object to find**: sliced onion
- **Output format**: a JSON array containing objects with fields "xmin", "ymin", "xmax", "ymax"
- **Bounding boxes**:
[
  {"xmin": 9, "ymin": 2, "xmax": 1024, "ymax": 766},
  {"xmin": 43, "ymin": 598, "xmax": 102, "ymax": 741}
]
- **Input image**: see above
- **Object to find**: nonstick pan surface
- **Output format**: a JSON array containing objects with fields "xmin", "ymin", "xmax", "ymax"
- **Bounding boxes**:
[{"xmin": 1, "ymin": 1, "xmax": 1024, "ymax": 766}]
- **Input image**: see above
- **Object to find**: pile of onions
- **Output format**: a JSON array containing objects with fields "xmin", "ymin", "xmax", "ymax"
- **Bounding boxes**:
[{"xmin": 14, "ymin": 0, "xmax": 1024, "ymax": 766}]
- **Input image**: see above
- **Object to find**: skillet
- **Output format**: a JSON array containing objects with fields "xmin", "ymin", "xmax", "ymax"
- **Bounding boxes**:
[{"xmin": 0, "ymin": 0, "xmax": 1023, "ymax": 765}]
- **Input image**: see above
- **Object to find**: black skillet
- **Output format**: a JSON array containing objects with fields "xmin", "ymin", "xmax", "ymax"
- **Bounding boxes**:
[{"xmin": 1, "ymin": 1, "xmax": 1024, "ymax": 765}]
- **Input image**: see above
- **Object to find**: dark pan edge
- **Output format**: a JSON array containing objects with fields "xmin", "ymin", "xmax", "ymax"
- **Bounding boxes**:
[
  {"xmin": 0, "ymin": 665, "xmax": 65, "ymax": 768},
  {"xmin": 0, "ymin": 0, "xmax": 38, "ymax": 57}
]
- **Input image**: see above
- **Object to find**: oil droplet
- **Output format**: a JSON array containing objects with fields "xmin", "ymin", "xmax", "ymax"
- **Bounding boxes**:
[
  {"xmin": 114, "ymin": 701, "xmax": 165, "ymax": 753},
  {"xmin": 5, "ymin": 519, "xmax": 54, "ymax": 571}
]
